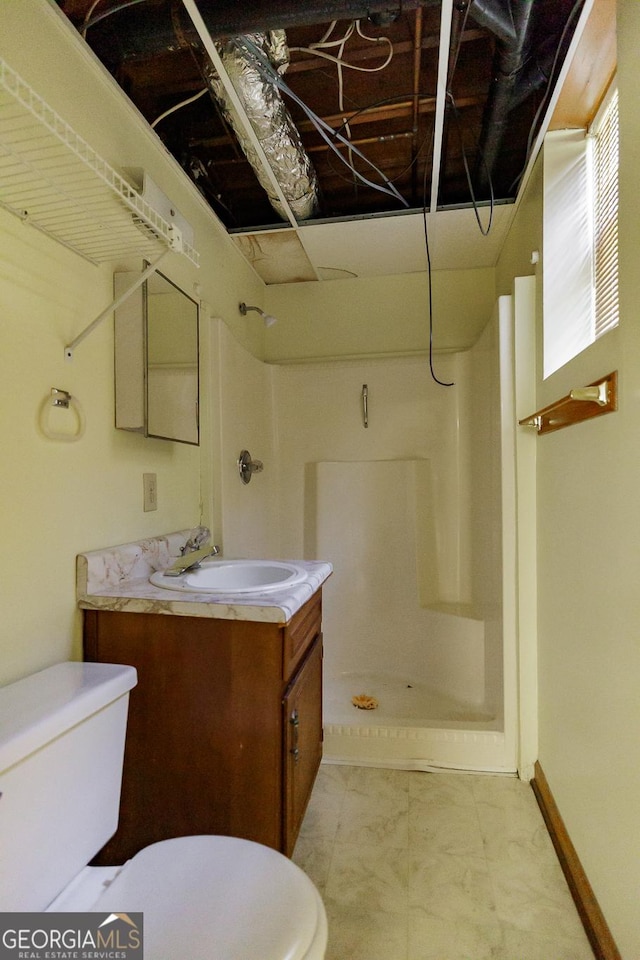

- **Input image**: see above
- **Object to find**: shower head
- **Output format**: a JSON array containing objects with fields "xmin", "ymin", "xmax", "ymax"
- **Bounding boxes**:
[{"xmin": 239, "ymin": 302, "xmax": 277, "ymax": 327}]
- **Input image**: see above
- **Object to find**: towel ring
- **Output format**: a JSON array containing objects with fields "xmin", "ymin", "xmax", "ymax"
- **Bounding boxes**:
[{"xmin": 38, "ymin": 388, "xmax": 86, "ymax": 442}]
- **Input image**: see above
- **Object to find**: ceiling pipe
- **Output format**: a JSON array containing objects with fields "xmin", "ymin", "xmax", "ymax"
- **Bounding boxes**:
[
  {"xmin": 508, "ymin": 36, "xmax": 557, "ymax": 111},
  {"xmin": 192, "ymin": 0, "xmax": 436, "ymax": 36},
  {"xmin": 468, "ymin": 0, "xmax": 584, "ymax": 193},
  {"xmin": 470, "ymin": 0, "xmax": 538, "ymax": 193},
  {"xmin": 84, "ymin": 0, "xmax": 439, "ymax": 64},
  {"xmin": 466, "ymin": 0, "xmax": 516, "ymax": 45}
]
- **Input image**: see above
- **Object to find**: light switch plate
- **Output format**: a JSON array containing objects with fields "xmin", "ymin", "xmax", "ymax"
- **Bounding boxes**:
[{"xmin": 143, "ymin": 472, "xmax": 157, "ymax": 511}]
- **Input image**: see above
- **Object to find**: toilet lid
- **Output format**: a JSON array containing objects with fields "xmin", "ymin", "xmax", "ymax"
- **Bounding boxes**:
[{"xmin": 89, "ymin": 835, "xmax": 326, "ymax": 960}]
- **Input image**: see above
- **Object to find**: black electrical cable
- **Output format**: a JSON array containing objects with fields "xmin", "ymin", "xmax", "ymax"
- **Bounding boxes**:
[
  {"xmin": 323, "ymin": 122, "xmax": 435, "ymax": 193},
  {"xmin": 447, "ymin": 92, "xmax": 494, "ymax": 236},
  {"xmin": 507, "ymin": 0, "xmax": 585, "ymax": 195},
  {"xmin": 421, "ymin": 135, "xmax": 454, "ymax": 388},
  {"xmin": 423, "ymin": 207, "xmax": 455, "ymax": 387},
  {"xmin": 448, "ymin": 1, "xmax": 472, "ymax": 83},
  {"xmin": 329, "ymin": 90, "xmax": 494, "ymax": 233},
  {"xmin": 327, "ymin": 93, "xmax": 438, "ymax": 185},
  {"xmin": 444, "ymin": 1, "xmax": 496, "ymax": 234},
  {"xmin": 321, "ymin": 83, "xmax": 454, "ymax": 384}
]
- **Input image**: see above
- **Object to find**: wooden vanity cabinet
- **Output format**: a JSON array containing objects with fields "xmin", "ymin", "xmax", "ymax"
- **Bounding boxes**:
[
  {"xmin": 83, "ymin": 590, "xmax": 323, "ymax": 864},
  {"xmin": 284, "ymin": 635, "xmax": 323, "ymax": 854}
]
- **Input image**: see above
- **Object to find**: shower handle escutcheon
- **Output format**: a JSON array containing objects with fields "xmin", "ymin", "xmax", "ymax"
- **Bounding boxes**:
[{"xmin": 238, "ymin": 449, "xmax": 264, "ymax": 484}]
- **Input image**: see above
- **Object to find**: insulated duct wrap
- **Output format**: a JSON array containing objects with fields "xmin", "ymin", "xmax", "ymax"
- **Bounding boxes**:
[{"xmin": 204, "ymin": 32, "xmax": 319, "ymax": 221}]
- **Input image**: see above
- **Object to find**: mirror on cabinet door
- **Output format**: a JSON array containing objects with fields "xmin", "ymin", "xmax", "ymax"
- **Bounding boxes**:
[{"xmin": 114, "ymin": 267, "xmax": 199, "ymax": 445}]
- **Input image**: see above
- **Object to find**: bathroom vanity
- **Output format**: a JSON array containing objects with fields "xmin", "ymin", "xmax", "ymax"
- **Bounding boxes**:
[{"xmin": 77, "ymin": 533, "xmax": 331, "ymax": 864}]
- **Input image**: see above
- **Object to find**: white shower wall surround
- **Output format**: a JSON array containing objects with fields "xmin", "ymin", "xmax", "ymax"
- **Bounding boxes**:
[
  {"xmin": 310, "ymin": 456, "xmax": 509, "ymax": 773},
  {"xmin": 215, "ymin": 298, "xmax": 518, "ymax": 772},
  {"xmin": 273, "ymin": 299, "xmax": 517, "ymax": 774},
  {"xmin": 310, "ymin": 459, "xmax": 487, "ymax": 704}
]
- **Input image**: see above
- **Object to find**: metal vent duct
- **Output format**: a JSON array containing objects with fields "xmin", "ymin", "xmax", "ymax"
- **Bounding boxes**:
[
  {"xmin": 67, "ymin": 0, "xmax": 591, "ymax": 231},
  {"xmin": 203, "ymin": 32, "xmax": 319, "ymax": 222}
]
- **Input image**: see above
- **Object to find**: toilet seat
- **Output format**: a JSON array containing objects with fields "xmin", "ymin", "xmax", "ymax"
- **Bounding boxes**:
[{"xmin": 85, "ymin": 835, "xmax": 327, "ymax": 960}]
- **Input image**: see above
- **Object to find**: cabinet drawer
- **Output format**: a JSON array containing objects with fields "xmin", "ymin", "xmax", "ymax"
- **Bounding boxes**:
[{"xmin": 283, "ymin": 591, "xmax": 322, "ymax": 681}]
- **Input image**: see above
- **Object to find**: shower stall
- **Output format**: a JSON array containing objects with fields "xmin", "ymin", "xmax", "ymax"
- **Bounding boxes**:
[{"xmin": 273, "ymin": 295, "xmax": 519, "ymax": 774}]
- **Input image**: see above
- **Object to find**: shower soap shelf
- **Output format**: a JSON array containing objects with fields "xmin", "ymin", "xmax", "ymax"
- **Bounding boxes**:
[{"xmin": 519, "ymin": 371, "xmax": 617, "ymax": 435}]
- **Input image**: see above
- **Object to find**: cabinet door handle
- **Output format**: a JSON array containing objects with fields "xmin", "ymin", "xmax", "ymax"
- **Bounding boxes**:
[{"xmin": 290, "ymin": 709, "xmax": 300, "ymax": 763}]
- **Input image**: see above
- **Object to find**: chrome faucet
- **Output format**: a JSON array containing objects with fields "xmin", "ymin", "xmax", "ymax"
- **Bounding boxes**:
[
  {"xmin": 180, "ymin": 526, "xmax": 211, "ymax": 556},
  {"xmin": 165, "ymin": 543, "xmax": 220, "ymax": 577}
]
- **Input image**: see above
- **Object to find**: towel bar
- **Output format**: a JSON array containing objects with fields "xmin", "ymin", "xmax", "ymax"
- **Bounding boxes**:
[{"xmin": 519, "ymin": 371, "xmax": 617, "ymax": 435}]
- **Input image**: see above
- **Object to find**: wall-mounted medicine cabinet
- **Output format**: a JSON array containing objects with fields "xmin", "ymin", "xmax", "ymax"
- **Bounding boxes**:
[{"xmin": 114, "ymin": 266, "xmax": 199, "ymax": 445}]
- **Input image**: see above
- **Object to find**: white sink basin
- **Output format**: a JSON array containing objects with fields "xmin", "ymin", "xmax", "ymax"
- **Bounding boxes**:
[{"xmin": 150, "ymin": 559, "xmax": 308, "ymax": 595}]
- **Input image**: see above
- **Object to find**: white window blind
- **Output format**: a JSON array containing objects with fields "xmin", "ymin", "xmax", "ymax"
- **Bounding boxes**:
[
  {"xmin": 592, "ymin": 87, "xmax": 619, "ymax": 339},
  {"xmin": 543, "ymin": 129, "xmax": 594, "ymax": 378},
  {"xmin": 543, "ymin": 83, "xmax": 618, "ymax": 378}
]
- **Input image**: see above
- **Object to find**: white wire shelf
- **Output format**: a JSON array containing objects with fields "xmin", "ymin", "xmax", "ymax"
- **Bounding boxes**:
[{"xmin": 0, "ymin": 57, "xmax": 199, "ymax": 266}]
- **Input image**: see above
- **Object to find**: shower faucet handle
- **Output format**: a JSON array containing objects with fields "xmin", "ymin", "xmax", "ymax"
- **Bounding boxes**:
[{"xmin": 238, "ymin": 449, "xmax": 264, "ymax": 484}]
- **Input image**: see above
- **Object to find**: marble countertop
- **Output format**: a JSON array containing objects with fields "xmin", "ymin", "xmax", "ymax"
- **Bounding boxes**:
[{"xmin": 77, "ymin": 531, "xmax": 332, "ymax": 624}]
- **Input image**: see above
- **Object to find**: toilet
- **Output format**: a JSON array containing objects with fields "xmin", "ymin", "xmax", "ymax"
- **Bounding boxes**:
[{"xmin": 0, "ymin": 661, "xmax": 327, "ymax": 960}]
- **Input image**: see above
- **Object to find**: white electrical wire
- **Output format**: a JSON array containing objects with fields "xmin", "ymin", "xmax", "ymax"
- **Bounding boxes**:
[
  {"xmin": 289, "ymin": 20, "xmax": 394, "ymax": 200},
  {"xmin": 81, "ymin": 0, "xmax": 104, "ymax": 36},
  {"xmin": 288, "ymin": 23, "xmax": 393, "ymax": 74},
  {"xmin": 151, "ymin": 87, "xmax": 208, "ymax": 128},
  {"xmin": 244, "ymin": 41, "xmax": 408, "ymax": 206},
  {"xmin": 307, "ymin": 20, "xmax": 356, "ymax": 49},
  {"xmin": 288, "ymin": 92, "xmax": 405, "ymax": 203},
  {"xmin": 337, "ymin": 29, "xmax": 353, "ymax": 178},
  {"xmin": 287, "ymin": 40, "xmax": 393, "ymax": 72},
  {"xmin": 83, "ymin": 0, "xmax": 150, "ymax": 32}
]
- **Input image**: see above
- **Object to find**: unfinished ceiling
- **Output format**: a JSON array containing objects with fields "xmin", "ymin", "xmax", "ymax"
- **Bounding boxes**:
[{"xmin": 56, "ymin": 0, "xmax": 590, "ymax": 281}]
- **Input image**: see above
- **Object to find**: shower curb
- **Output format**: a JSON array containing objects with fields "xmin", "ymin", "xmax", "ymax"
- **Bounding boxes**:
[{"xmin": 323, "ymin": 722, "xmax": 513, "ymax": 773}]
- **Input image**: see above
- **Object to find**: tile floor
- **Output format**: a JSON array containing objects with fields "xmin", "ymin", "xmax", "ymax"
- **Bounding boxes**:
[{"xmin": 292, "ymin": 763, "xmax": 595, "ymax": 960}]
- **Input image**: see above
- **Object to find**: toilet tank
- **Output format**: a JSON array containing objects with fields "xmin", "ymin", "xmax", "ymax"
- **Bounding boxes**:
[{"xmin": 0, "ymin": 661, "xmax": 137, "ymax": 911}]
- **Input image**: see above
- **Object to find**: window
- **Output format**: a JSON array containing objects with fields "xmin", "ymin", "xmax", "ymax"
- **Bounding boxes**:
[{"xmin": 543, "ymin": 83, "xmax": 619, "ymax": 378}]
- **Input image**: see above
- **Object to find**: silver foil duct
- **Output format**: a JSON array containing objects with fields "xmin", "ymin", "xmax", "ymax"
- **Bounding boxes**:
[{"xmin": 204, "ymin": 32, "xmax": 319, "ymax": 222}]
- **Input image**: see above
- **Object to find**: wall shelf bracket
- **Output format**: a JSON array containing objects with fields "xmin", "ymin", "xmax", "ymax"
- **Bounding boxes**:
[
  {"xmin": 64, "ymin": 251, "xmax": 170, "ymax": 360},
  {"xmin": 0, "ymin": 55, "xmax": 201, "ymax": 359},
  {"xmin": 519, "ymin": 371, "xmax": 618, "ymax": 435}
]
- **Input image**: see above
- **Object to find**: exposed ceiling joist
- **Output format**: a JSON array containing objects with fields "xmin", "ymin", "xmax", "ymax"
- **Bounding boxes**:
[{"xmin": 56, "ymin": 0, "xmax": 608, "ymax": 282}]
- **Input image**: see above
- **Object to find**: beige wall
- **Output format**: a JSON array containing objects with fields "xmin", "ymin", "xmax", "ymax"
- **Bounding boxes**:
[
  {"xmin": 495, "ymin": 160, "xmax": 542, "ymax": 299},
  {"xmin": 0, "ymin": 1, "xmax": 261, "ymax": 685},
  {"xmin": 496, "ymin": 2, "xmax": 639, "ymax": 953},
  {"xmin": 263, "ymin": 268, "xmax": 496, "ymax": 362}
]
